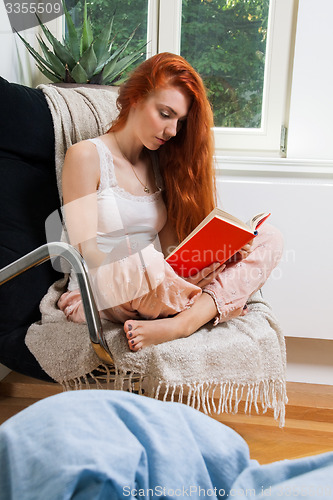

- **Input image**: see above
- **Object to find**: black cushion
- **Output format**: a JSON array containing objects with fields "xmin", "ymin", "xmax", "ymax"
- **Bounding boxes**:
[{"xmin": 0, "ymin": 77, "xmax": 61, "ymax": 380}]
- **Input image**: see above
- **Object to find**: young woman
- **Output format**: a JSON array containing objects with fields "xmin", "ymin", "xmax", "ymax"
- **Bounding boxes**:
[{"xmin": 58, "ymin": 52, "xmax": 283, "ymax": 352}]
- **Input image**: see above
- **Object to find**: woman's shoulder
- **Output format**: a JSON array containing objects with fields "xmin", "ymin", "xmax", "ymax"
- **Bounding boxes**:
[
  {"xmin": 65, "ymin": 139, "xmax": 99, "ymax": 162},
  {"xmin": 63, "ymin": 139, "xmax": 101, "ymax": 185}
]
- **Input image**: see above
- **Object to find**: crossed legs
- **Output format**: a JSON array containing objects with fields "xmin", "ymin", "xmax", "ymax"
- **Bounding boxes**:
[
  {"xmin": 124, "ymin": 223, "xmax": 283, "ymax": 351},
  {"xmin": 124, "ymin": 292, "xmax": 216, "ymax": 351},
  {"xmin": 59, "ymin": 225, "xmax": 283, "ymax": 351}
]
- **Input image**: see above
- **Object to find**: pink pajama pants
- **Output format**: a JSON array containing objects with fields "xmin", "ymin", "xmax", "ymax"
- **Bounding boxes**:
[
  {"xmin": 58, "ymin": 223, "xmax": 283, "ymax": 325},
  {"xmin": 203, "ymin": 223, "xmax": 283, "ymax": 324}
]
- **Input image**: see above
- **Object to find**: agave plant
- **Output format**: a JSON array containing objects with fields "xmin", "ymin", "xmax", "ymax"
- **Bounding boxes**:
[{"xmin": 16, "ymin": 0, "xmax": 146, "ymax": 84}]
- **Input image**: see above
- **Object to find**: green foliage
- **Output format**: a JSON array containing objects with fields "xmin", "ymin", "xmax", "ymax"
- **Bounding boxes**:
[
  {"xmin": 69, "ymin": 0, "xmax": 148, "ymax": 72},
  {"xmin": 30, "ymin": 0, "xmax": 269, "ymax": 126},
  {"xmin": 16, "ymin": 0, "xmax": 146, "ymax": 84},
  {"xmin": 181, "ymin": 0, "xmax": 270, "ymax": 127},
  {"xmin": 83, "ymin": 0, "xmax": 269, "ymax": 127}
]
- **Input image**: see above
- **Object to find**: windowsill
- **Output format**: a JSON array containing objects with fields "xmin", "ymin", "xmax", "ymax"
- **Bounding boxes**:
[{"xmin": 214, "ymin": 155, "xmax": 333, "ymax": 177}]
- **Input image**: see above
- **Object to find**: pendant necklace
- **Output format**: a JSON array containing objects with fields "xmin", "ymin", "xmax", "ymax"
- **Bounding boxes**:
[{"xmin": 114, "ymin": 134, "xmax": 150, "ymax": 193}]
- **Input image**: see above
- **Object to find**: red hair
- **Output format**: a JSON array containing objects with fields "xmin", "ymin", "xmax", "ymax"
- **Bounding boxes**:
[{"xmin": 110, "ymin": 52, "xmax": 216, "ymax": 242}]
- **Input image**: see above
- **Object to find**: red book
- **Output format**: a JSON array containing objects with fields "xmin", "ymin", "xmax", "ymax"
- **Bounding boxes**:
[{"xmin": 166, "ymin": 208, "xmax": 270, "ymax": 278}]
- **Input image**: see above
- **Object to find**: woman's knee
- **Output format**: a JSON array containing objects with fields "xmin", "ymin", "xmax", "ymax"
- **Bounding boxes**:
[{"xmin": 255, "ymin": 223, "xmax": 284, "ymax": 267}]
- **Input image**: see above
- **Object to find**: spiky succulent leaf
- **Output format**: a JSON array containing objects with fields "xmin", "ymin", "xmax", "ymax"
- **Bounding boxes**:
[
  {"xmin": 93, "ymin": 15, "xmax": 114, "ymax": 61},
  {"xmin": 70, "ymin": 62, "xmax": 88, "ymax": 83},
  {"xmin": 100, "ymin": 33, "xmax": 137, "ymax": 80},
  {"xmin": 17, "ymin": 0, "xmax": 144, "ymax": 85},
  {"xmin": 102, "ymin": 49, "xmax": 145, "ymax": 84},
  {"xmin": 16, "ymin": 30, "xmax": 58, "ymax": 74},
  {"xmin": 94, "ymin": 36, "xmax": 115, "ymax": 74},
  {"xmin": 62, "ymin": 0, "xmax": 80, "ymax": 61},
  {"xmin": 79, "ymin": 44, "xmax": 98, "ymax": 79},
  {"xmin": 89, "ymin": 72, "xmax": 104, "ymax": 85},
  {"xmin": 36, "ymin": 63, "xmax": 60, "ymax": 83},
  {"xmin": 102, "ymin": 31, "xmax": 145, "ymax": 81},
  {"xmin": 65, "ymin": 65, "xmax": 76, "ymax": 83},
  {"xmin": 111, "ymin": 25, "xmax": 139, "ymax": 61},
  {"xmin": 36, "ymin": 14, "xmax": 76, "ymax": 69},
  {"xmin": 100, "ymin": 57, "xmax": 117, "ymax": 81},
  {"xmin": 81, "ymin": 1, "xmax": 94, "ymax": 55},
  {"xmin": 37, "ymin": 36, "xmax": 66, "ymax": 79}
]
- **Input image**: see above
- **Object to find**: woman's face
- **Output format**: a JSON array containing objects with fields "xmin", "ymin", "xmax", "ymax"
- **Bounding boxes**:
[{"xmin": 131, "ymin": 86, "xmax": 191, "ymax": 150}]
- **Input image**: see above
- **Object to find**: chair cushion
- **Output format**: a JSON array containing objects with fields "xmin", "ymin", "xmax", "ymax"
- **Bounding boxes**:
[{"xmin": 0, "ymin": 77, "xmax": 60, "ymax": 380}]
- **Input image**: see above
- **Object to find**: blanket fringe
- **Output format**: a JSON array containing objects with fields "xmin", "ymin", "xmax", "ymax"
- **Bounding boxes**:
[{"xmin": 61, "ymin": 367, "xmax": 287, "ymax": 427}]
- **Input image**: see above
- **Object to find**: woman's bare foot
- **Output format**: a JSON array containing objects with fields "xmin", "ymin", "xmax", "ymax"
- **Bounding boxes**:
[
  {"xmin": 123, "ymin": 292, "xmax": 249, "ymax": 352},
  {"xmin": 124, "ymin": 316, "xmax": 190, "ymax": 351}
]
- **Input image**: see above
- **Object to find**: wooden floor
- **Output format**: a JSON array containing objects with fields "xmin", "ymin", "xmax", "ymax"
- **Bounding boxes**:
[{"xmin": 0, "ymin": 372, "xmax": 332, "ymax": 465}]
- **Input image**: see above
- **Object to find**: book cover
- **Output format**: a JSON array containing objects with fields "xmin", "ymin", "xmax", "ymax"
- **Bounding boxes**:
[{"xmin": 166, "ymin": 208, "xmax": 270, "ymax": 278}]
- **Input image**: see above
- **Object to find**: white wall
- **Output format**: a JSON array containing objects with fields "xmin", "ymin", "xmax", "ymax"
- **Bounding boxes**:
[
  {"xmin": 216, "ymin": 162, "xmax": 333, "ymax": 342},
  {"xmin": 286, "ymin": 337, "xmax": 333, "ymax": 385},
  {"xmin": 287, "ymin": 0, "xmax": 333, "ymax": 160},
  {"xmin": 215, "ymin": 159, "xmax": 333, "ymax": 387},
  {"xmin": 0, "ymin": 0, "xmax": 41, "ymax": 85}
]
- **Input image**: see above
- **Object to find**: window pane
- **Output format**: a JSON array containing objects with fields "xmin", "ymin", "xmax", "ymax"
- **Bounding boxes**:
[
  {"xmin": 181, "ymin": 0, "xmax": 270, "ymax": 128},
  {"xmin": 66, "ymin": 0, "xmax": 148, "ymax": 80}
]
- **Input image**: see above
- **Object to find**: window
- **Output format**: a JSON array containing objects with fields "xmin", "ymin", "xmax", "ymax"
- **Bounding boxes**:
[
  {"xmin": 57, "ymin": 0, "xmax": 297, "ymax": 156},
  {"xmin": 182, "ymin": 0, "xmax": 271, "ymax": 130},
  {"xmin": 157, "ymin": 0, "xmax": 298, "ymax": 157}
]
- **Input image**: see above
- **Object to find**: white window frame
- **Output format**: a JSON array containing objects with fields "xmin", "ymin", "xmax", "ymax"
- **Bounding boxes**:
[
  {"xmin": 53, "ymin": 0, "xmax": 297, "ymax": 157},
  {"xmin": 155, "ymin": 0, "xmax": 298, "ymax": 158}
]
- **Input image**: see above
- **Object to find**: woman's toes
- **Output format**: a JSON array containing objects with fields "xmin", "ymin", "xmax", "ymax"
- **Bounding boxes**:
[
  {"xmin": 124, "ymin": 321, "xmax": 133, "ymax": 333},
  {"xmin": 132, "ymin": 334, "xmax": 143, "ymax": 346},
  {"xmin": 129, "ymin": 340, "xmax": 135, "ymax": 350},
  {"xmin": 128, "ymin": 335, "xmax": 137, "ymax": 346},
  {"xmin": 128, "ymin": 334, "xmax": 144, "ymax": 350},
  {"xmin": 132, "ymin": 341, "xmax": 143, "ymax": 352},
  {"xmin": 128, "ymin": 338, "xmax": 135, "ymax": 349}
]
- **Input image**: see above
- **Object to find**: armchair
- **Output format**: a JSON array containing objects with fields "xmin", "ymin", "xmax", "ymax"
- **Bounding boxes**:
[
  {"xmin": 0, "ymin": 76, "xmax": 287, "ymax": 425},
  {"xmin": 0, "ymin": 77, "xmax": 60, "ymax": 379}
]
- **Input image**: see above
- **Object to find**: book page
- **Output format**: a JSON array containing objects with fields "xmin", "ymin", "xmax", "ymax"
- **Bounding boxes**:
[{"xmin": 248, "ymin": 212, "xmax": 271, "ymax": 232}]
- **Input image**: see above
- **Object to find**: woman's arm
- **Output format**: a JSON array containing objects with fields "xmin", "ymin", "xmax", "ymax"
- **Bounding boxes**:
[
  {"xmin": 158, "ymin": 219, "xmax": 179, "ymax": 258},
  {"xmin": 62, "ymin": 141, "xmax": 106, "ymax": 269}
]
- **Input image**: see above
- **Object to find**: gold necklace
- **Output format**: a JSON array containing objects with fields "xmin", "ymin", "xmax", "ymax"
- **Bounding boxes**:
[{"xmin": 114, "ymin": 134, "xmax": 150, "ymax": 194}]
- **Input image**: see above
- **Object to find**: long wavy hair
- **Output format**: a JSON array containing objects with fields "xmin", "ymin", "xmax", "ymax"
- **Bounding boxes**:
[{"xmin": 110, "ymin": 52, "xmax": 216, "ymax": 242}]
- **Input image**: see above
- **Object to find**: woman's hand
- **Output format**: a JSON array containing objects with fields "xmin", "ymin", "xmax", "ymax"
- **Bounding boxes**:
[
  {"xmin": 227, "ymin": 239, "xmax": 255, "ymax": 263},
  {"xmin": 184, "ymin": 262, "xmax": 225, "ymax": 288},
  {"xmin": 237, "ymin": 239, "xmax": 255, "ymax": 260}
]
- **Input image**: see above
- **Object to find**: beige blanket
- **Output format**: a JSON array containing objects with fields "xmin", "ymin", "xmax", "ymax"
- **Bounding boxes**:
[
  {"xmin": 26, "ymin": 277, "xmax": 287, "ymax": 426},
  {"xmin": 38, "ymin": 83, "xmax": 119, "ymax": 200},
  {"xmin": 27, "ymin": 84, "xmax": 287, "ymax": 426}
]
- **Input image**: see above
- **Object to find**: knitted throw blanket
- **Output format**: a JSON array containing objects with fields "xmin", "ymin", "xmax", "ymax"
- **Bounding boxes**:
[
  {"xmin": 38, "ymin": 83, "xmax": 119, "ymax": 200},
  {"xmin": 26, "ymin": 278, "xmax": 287, "ymax": 426},
  {"xmin": 28, "ymin": 84, "xmax": 287, "ymax": 426}
]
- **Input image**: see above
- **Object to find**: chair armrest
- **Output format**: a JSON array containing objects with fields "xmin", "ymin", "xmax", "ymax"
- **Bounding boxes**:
[{"xmin": 0, "ymin": 242, "xmax": 113, "ymax": 365}]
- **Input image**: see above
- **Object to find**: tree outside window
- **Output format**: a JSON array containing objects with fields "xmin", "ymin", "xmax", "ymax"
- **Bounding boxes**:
[
  {"xmin": 67, "ymin": 0, "xmax": 272, "ymax": 130},
  {"xmin": 181, "ymin": 0, "xmax": 270, "ymax": 128}
]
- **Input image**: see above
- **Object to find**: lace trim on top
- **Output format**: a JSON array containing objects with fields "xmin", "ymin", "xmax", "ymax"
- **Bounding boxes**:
[{"xmin": 88, "ymin": 137, "xmax": 164, "ymax": 203}]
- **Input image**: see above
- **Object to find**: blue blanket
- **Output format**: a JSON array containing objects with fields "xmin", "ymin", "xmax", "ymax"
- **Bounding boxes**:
[{"xmin": 0, "ymin": 391, "xmax": 332, "ymax": 499}]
